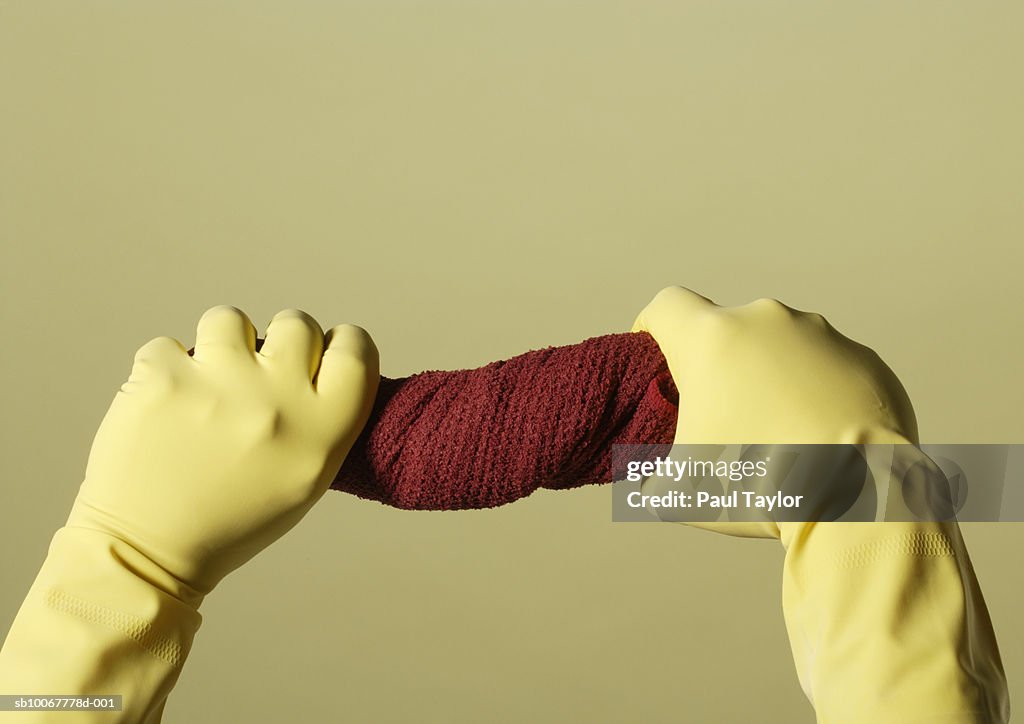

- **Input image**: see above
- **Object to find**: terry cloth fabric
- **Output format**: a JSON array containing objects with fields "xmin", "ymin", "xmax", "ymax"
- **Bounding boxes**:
[{"xmin": 331, "ymin": 332, "xmax": 679, "ymax": 510}]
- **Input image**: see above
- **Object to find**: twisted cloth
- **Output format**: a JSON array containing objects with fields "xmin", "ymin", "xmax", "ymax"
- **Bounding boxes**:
[{"xmin": 331, "ymin": 332, "xmax": 679, "ymax": 510}]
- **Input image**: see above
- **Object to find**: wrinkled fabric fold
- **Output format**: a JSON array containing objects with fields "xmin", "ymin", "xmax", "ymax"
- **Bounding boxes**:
[{"xmin": 332, "ymin": 332, "xmax": 679, "ymax": 509}]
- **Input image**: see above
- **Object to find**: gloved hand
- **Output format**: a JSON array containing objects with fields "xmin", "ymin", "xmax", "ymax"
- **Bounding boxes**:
[
  {"xmin": 631, "ymin": 287, "xmax": 1009, "ymax": 723},
  {"xmin": 631, "ymin": 286, "xmax": 918, "ymax": 537},
  {"xmin": 67, "ymin": 305, "xmax": 380, "ymax": 596},
  {"xmin": 0, "ymin": 306, "xmax": 379, "ymax": 724}
]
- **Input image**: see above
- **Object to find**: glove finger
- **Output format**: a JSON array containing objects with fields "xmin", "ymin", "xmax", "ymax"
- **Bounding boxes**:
[
  {"xmin": 127, "ymin": 335, "xmax": 190, "ymax": 387},
  {"xmin": 315, "ymin": 323, "xmax": 380, "ymax": 434},
  {"xmin": 192, "ymin": 306, "xmax": 257, "ymax": 363},
  {"xmin": 630, "ymin": 286, "xmax": 718, "ymax": 336},
  {"xmin": 135, "ymin": 335, "xmax": 190, "ymax": 364},
  {"xmin": 630, "ymin": 286, "xmax": 719, "ymax": 377},
  {"xmin": 259, "ymin": 309, "xmax": 324, "ymax": 382}
]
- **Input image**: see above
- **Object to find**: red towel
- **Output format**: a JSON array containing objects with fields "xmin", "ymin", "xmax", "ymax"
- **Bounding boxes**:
[{"xmin": 332, "ymin": 332, "xmax": 679, "ymax": 510}]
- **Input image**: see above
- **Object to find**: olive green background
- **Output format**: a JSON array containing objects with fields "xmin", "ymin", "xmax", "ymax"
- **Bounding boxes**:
[{"xmin": 1, "ymin": 2, "xmax": 1021, "ymax": 721}]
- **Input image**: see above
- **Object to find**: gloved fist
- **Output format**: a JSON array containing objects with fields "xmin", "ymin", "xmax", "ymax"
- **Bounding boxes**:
[
  {"xmin": 632, "ymin": 286, "xmax": 919, "ymax": 536},
  {"xmin": 66, "ymin": 306, "xmax": 379, "ymax": 596}
]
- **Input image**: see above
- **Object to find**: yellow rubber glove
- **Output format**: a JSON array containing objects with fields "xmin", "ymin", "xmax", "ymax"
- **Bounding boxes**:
[
  {"xmin": 0, "ymin": 307, "xmax": 379, "ymax": 723},
  {"xmin": 632, "ymin": 287, "xmax": 1009, "ymax": 724}
]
